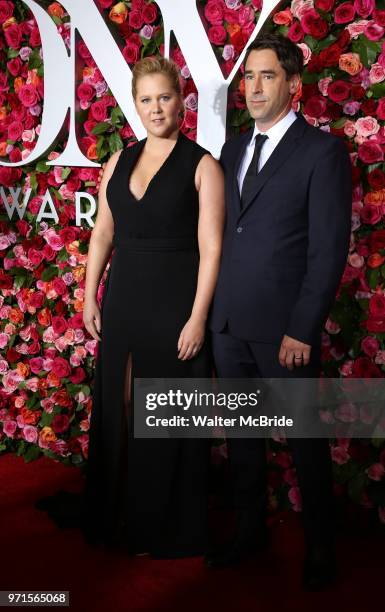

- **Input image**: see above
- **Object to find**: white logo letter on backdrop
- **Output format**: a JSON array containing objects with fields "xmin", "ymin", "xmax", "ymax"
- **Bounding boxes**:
[{"xmin": 0, "ymin": 0, "xmax": 280, "ymax": 167}]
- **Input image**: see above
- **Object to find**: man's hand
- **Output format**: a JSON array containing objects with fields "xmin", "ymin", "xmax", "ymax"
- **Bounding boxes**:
[{"xmin": 279, "ymin": 335, "xmax": 311, "ymax": 370}]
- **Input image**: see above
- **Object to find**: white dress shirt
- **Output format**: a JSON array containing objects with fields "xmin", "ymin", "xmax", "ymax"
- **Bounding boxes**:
[{"xmin": 237, "ymin": 109, "xmax": 298, "ymax": 193}]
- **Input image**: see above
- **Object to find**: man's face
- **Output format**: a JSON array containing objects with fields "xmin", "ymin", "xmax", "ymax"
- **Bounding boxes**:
[{"xmin": 244, "ymin": 49, "xmax": 299, "ymax": 130}]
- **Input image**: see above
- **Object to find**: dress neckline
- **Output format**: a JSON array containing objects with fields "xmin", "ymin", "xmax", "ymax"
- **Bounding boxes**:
[{"xmin": 127, "ymin": 131, "xmax": 182, "ymax": 203}]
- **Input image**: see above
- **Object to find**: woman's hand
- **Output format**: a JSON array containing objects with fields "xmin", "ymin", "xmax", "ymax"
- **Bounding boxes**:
[
  {"xmin": 83, "ymin": 298, "xmax": 102, "ymax": 342},
  {"xmin": 177, "ymin": 316, "xmax": 205, "ymax": 361}
]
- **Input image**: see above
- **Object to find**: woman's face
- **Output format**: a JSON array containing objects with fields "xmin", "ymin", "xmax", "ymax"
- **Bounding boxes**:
[{"xmin": 134, "ymin": 72, "xmax": 183, "ymax": 138}]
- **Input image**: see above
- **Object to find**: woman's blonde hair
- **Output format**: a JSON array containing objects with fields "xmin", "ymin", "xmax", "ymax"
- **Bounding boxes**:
[{"xmin": 131, "ymin": 57, "xmax": 182, "ymax": 99}]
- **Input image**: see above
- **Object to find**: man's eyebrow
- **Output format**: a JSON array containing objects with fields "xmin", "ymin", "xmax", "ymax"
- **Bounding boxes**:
[{"xmin": 244, "ymin": 69, "xmax": 277, "ymax": 75}]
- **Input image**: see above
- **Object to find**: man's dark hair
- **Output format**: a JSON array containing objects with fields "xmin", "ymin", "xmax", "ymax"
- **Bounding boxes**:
[{"xmin": 244, "ymin": 33, "xmax": 304, "ymax": 79}]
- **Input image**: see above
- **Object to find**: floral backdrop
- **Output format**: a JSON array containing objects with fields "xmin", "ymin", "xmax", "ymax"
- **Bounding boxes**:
[{"xmin": 1, "ymin": 0, "xmax": 385, "ymax": 524}]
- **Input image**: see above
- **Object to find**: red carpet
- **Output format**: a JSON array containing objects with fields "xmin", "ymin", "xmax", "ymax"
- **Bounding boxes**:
[{"xmin": 0, "ymin": 452, "xmax": 384, "ymax": 612}]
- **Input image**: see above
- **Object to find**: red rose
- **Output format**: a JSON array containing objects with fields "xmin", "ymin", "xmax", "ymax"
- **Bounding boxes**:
[
  {"xmin": 77, "ymin": 82, "xmax": 94, "ymax": 102},
  {"xmin": 319, "ymin": 43, "xmax": 342, "ymax": 67},
  {"xmin": 52, "ymin": 414, "xmax": 70, "ymax": 434},
  {"xmin": 376, "ymin": 99, "xmax": 385, "ymax": 121},
  {"xmin": 307, "ymin": 54, "xmax": 323, "ymax": 72},
  {"xmin": 365, "ymin": 318, "xmax": 385, "ymax": 333},
  {"xmin": 90, "ymin": 100, "xmax": 107, "ymax": 122},
  {"xmin": 18, "ymin": 84, "xmax": 38, "ymax": 107},
  {"xmin": 327, "ymin": 80, "xmax": 350, "ymax": 102},
  {"xmin": 68, "ymin": 312, "xmax": 84, "ymax": 329},
  {"xmin": 368, "ymin": 169, "xmax": 385, "ymax": 190},
  {"xmin": 352, "ymin": 357, "xmax": 382, "ymax": 378},
  {"xmin": 287, "ymin": 21, "xmax": 304, "ymax": 43},
  {"xmin": 30, "ymin": 26, "xmax": 41, "ymax": 47},
  {"xmin": 4, "ymin": 24, "xmax": 22, "ymax": 49},
  {"xmin": 337, "ymin": 29, "xmax": 351, "ymax": 49},
  {"xmin": 360, "ymin": 205, "xmax": 382, "ymax": 225},
  {"xmin": 97, "ymin": 0, "xmax": 114, "ymax": 8},
  {"xmin": 183, "ymin": 110, "xmax": 197, "ymax": 129},
  {"xmin": 28, "ymin": 248, "xmax": 44, "ymax": 266},
  {"xmin": 123, "ymin": 42, "xmax": 139, "ymax": 64},
  {"xmin": 52, "ymin": 316, "xmax": 68, "ymax": 335},
  {"xmin": 66, "ymin": 176, "xmax": 81, "ymax": 192},
  {"xmin": 51, "ymin": 357, "xmax": 71, "ymax": 379},
  {"xmin": 374, "ymin": 9, "xmax": 385, "ymax": 26},
  {"xmin": 369, "ymin": 294, "xmax": 385, "ymax": 318},
  {"xmin": 361, "ymin": 98, "xmax": 377, "ymax": 115},
  {"xmin": 0, "ymin": 1, "xmax": 13, "ymax": 24},
  {"xmin": 315, "ymin": 0, "xmax": 335, "ymax": 10},
  {"xmin": 128, "ymin": 9, "xmax": 143, "ymax": 29},
  {"xmin": 0, "ymin": 167, "xmax": 22, "ymax": 186},
  {"xmin": 7, "ymin": 57, "xmax": 21, "ymax": 76},
  {"xmin": 7, "ymin": 120, "xmax": 23, "ymax": 141},
  {"xmin": 0, "ymin": 270, "xmax": 13, "ymax": 289},
  {"xmin": 52, "ymin": 277, "xmax": 67, "ymax": 295},
  {"xmin": 327, "ymin": 101, "xmax": 342, "ymax": 120},
  {"xmin": 208, "ymin": 25, "xmax": 227, "ymax": 45},
  {"xmin": 304, "ymin": 95, "xmax": 327, "ymax": 118},
  {"xmin": 301, "ymin": 9, "xmax": 328, "ymax": 40},
  {"xmin": 334, "ymin": 2, "xmax": 355, "ymax": 24},
  {"xmin": 351, "ymin": 85, "xmax": 365, "ymax": 100},
  {"xmin": 70, "ymin": 367, "xmax": 86, "ymax": 385},
  {"xmin": 358, "ymin": 141, "xmax": 384, "ymax": 164},
  {"xmin": 142, "ymin": 3, "xmax": 158, "ymax": 24},
  {"xmin": 204, "ymin": 0, "xmax": 225, "ymax": 26}
]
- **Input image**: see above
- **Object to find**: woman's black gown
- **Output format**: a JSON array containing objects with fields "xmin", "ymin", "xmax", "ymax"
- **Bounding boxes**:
[{"xmin": 36, "ymin": 131, "xmax": 213, "ymax": 558}]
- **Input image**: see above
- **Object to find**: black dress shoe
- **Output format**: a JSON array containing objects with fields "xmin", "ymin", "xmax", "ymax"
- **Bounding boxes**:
[
  {"xmin": 302, "ymin": 547, "xmax": 336, "ymax": 591},
  {"xmin": 204, "ymin": 530, "xmax": 270, "ymax": 568}
]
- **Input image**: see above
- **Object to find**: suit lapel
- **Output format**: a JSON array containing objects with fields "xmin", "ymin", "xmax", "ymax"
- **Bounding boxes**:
[
  {"xmin": 232, "ymin": 128, "xmax": 253, "ymax": 213},
  {"xmin": 237, "ymin": 115, "xmax": 308, "ymax": 219}
]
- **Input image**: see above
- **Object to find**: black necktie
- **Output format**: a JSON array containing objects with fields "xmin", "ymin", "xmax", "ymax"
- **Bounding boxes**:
[{"xmin": 240, "ymin": 133, "xmax": 268, "ymax": 209}]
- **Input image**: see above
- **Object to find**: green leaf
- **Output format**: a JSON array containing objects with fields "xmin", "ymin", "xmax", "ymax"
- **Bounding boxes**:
[
  {"xmin": 111, "ymin": 106, "xmax": 124, "ymax": 127},
  {"xmin": 347, "ymin": 472, "xmax": 368, "ymax": 504},
  {"xmin": 30, "ymin": 173, "xmax": 38, "ymax": 191},
  {"xmin": 108, "ymin": 131, "xmax": 123, "ymax": 153},
  {"xmin": 14, "ymin": 274, "xmax": 28, "ymax": 289},
  {"xmin": 36, "ymin": 161, "xmax": 51, "ymax": 173},
  {"xmin": 367, "ymin": 268, "xmax": 380, "ymax": 290},
  {"xmin": 23, "ymin": 445, "xmax": 42, "ymax": 463},
  {"xmin": 371, "ymin": 82, "xmax": 385, "ymax": 100},
  {"xmin": 39, "ymin": 412, "xmax": 53, "ymax": 427},
  {"xmin": 61, "ymin": 167, "xmax": 71, "ymax": 180},
  {"xmin": 41, "ymin": 266, "xmax": 58, "ymax": 282},
  {"xmin": 92, "ymin": 122, "xmax": 112, "ymax": 135}
]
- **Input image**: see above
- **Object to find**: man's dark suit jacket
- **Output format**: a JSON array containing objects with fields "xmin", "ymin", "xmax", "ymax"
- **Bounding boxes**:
[{"xmin": 209, "ymin": 112, "xmax": 352, "ymax": 347}]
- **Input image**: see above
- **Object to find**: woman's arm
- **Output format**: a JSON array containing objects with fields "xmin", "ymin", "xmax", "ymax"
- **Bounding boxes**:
[
  {"xmin": 178, "ymin": 153, "xmax": 225, "ymax": 360},
  {"xmin": 83, "ymin": 149, "xmax": 123, "ymax": 341}
]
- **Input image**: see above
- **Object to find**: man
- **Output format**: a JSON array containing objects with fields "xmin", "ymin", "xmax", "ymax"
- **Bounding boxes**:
[{"xmin": 206, "ymin": 33, "xmax": 352, "ymax": 590}]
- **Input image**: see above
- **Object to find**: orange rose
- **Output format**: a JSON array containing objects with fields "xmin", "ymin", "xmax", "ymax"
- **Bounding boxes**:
[
  {"xmin": 38, "ymin": 378, "xmax": 48, "ymax": 396},
  {"xmin": 0, "ymin": 142, "xmax": 7, "ymax": 156},
  {"xmin": 364, "ymin": 189, "xmax": 385, "ymax": 206},
  {"xmin": 48, "ymin": 2, "xmax": 66, "ymax": 19},
  {"xmin": 52, "ymin": 389, "xmax": 72, "ymax": 407},
  {"xmin": 367, "ymin": 253, "xmax": 385, "ymax": 269},
  {"xmin": 27, "ymin": 70, "xmax": 41, "ymax": 88},
  {"xmin": 21, "ymin": 407, "xmax": 41, "ymax": 425},
  {"xmin": 73, "ymin": 299, "xmax": 84, "ymax": 313},
  {"xmin": 9, "ymin": 308, "xmax": 24, "ymax": 324},
  {"xmin": 339, "ymin": 53, "xmax": 363, "ymax": 76},
  {"xmin": 2, "ymin": 17, "xmax": 16, "ymax": 30},
  {"xmin": 47, "ymin": 371, "xmax": 61, "ymax": 388},
  {"xmin": 87, "ymin": 143, "xmax": 98, "ymax": 160},
  {"xmin": 273, "ymin": 9, "xmax": 293, "ymax": 26},
  {"xmin": 40, "ymin": 426, "xmax": 57, "ymax": 444},
  {"xmin": 72, "ymin": 265, "xmax": 86, "ymax": 282},
  {"xmin": 37, "ymin": 307, "xmax": 51, "ymax": 327},
  {"xmin": 109, "ymin": 2, "xmax": 128, "ymax": 24},
  {"xmin": 0, "ymin": 107, "xmax": 7, "ymax": 120},
  {"xmin": 227, "ymin": 23, "xmax": 241, "ymax": 37},
  {"xmin": 16, "ymin": 362, "xmax": 30, "ymax": 378},
  {"xmin": 13, "ymin": 77, "xmax": 24, "ymax": 93}
]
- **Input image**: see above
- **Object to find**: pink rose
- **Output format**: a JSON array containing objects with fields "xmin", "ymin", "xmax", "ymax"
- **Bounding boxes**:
[
  {"xmin": 355, "ymin": 116, "xmax": 379, "ymax": 137},
  {"xmin": 52, "ymin": 277, "xmax": 67, "ymax": 295},
  {"xmin": 331, "ymin": 445, "xmax": 350, "ymax": 464},
  {"xmin": 298, "ymin": 43, "xmax": 312, "ymax": 65},
  {"xmin": 354, "ymin": 0, "xmax": 374, "ymax": 18},
  {"xmin": 7, "ymin": 57, "xmax": 21, "ymax": 76},
  {"xmin": 28, "ymin": 246, "xmax": 44, "ymax": 264},
  {"xmin": 344, "ymin": 119, "xmax": 356, "ymax": 138},
  {"xmin": 3, "ymin": 420, "xmax": 17, "ymax": 438},
  {"xmin": 51, "ymin": 356, "xmax": 71, "ymax": 378},
  {"xmin": 347, "ymin": 19, "xmax": 369, "ymax": 38},
  {"xmin": 318, "ymin": 76, "xmax": 333, "ymax": 96},
  {"xmin": 369, "ymin": 62, "xmax": 385, "ymax": 83},
  {"xmin": 360, "ymin": 205, "xmax": 382, "ymax": 224},
  {"xmin": 365, "ymin": 21, "xmax": 385, "ymax": 41},
  {"xmin": 208, "ymin": 25, "xmax": 227, "ymax": 45},
  {"xmin": 367, "ymin": 463, "xmax": 385, "ymax": 481},
  {"xmin": 18, "ymin": 84, "xmax": 38, "ymax": 107},
  {"xmin": 29, "ymin": 357, "xmax": 44, "ymax": 374},
  {"xmin": 204, "ymin": 0, "xmax": 225, "ymax": 25},
  {"xmin": 335, "ymin": 402, "xmax": 358, "ymax": 422},
  {"xmin": 23, "ymin": 425, "xmax": 38, "ymax": 443},
  {"xmin": 361, "ymin": 336, "xmax": 379, "ymax": 357},
  {"xmin": 238, "ymin": 6, "xmax": 254, "ymax": 26},
  {"xmin": 288, "ymin": 486, "xmax": 302, "ymax": 511},
  {"xmin": 358, "ymin": 141, "xmax": 384, "ymax": 164}
]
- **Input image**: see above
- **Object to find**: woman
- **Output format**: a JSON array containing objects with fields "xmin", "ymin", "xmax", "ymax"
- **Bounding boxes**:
[{"xmin": 38, "ymin": 57, "xmax": 224, "ymax": 559}]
